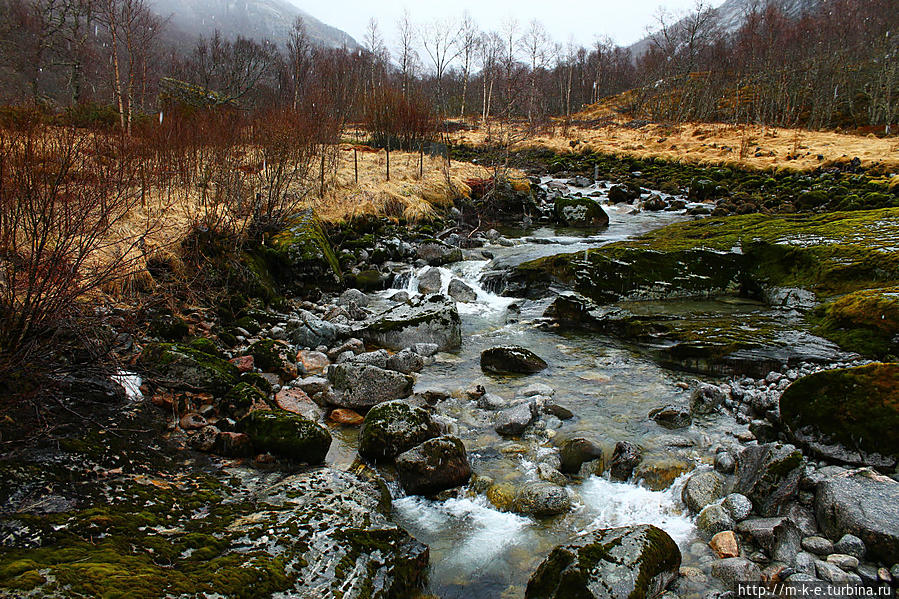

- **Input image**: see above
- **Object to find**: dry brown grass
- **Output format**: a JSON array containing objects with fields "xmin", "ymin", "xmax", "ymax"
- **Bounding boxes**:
[{"xmin": 453, "ymin": 116, "xmax": 899, "ymax": 173}]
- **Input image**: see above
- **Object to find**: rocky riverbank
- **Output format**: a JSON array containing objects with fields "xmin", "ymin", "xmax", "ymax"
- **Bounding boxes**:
[{"xmin": 1, "ymin": 151, "xmax": 898, "ymax": 598}]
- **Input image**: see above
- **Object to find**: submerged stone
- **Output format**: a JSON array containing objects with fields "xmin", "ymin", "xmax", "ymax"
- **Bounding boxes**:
[{"xmin": 481, "ymin": 346, "xmax": 548, "ymax": 374}]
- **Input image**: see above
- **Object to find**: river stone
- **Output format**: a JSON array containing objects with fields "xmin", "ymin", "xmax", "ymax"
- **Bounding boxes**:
[
  {"xmin": 609, "ymin": 441, "xmax": 642, "ymax": 481},
  {"xmin": 834, "ymin": 534, "xmax": 866, "ymax": 560},
  {"xmin": 416, "ymin": 242, "xmax": 463, "ymax": 266},
  {"xmin": 649, "ymin": 405, "xmax": 691, "ymax": 429},
  {"xmin": 385, "ymin": 348, "xmax": 425, "ymax": 374},
  {"xmin": 395, "ymin": 436, "xmax": 471, "ymax": 496},
  {"xmin": 494, "ymin": 401, "xmax": 538, "ymax": 437},
  {"xmin": 447, "ymin": 278, "xmax": 478, "ymax": 303},
  {"xmin": 290, "ymin": 309, "xmax": 352, "ymax": 349},
  {"xmin": 815, "ymin": 469, "xmax": 899, "ymax": 563},
  {"xmin": 801, "ymin": 536, "xmax": 833, "ymax": 555},
  {"xmin": 416, "ymin": 267, "xmax": 443, "ymax": 294},
  {"xmin": 520, "ymin": 383, "xmax": 555, "ymax": 397},
  {"xmin": 780, "ymin": 364, "xmax": 899, "ymax": 469},
  {"xmin": 358, "ymin": 401, "xmax": 439, "ymax": 462},
  {"xmin": 714, "ymin": 451, "xmax": 736, "ymax": 474},
  {"xmin": 237, "ymin": 410, "xmax": 331, "ymax": 464},
  {"xmin": 138, "ymin": 342, "xmax": 240, "ymax": 396},
  {"xmin": 735, "ymin": 443, "xmax": 803, "ymax": 516},
  {"xmin": 721, "ymin": 493, "xmax": 752, "ymax": 522},
  {"xmin": 696, "ymin": 505, "xmax": 735, "ymax": 540},
  {"xmin": 682, "ymin": 471, "xmax": 725, "ymax": 513},
  {"xmin": 327, "ymin": 363, "xmax": 414, "ymax": 410},
  {"xmin": 690, "ymin": 383, "xmax": 728, "ymax": 414},
  {"xmin": 481, "ymin": 346, "xmax": 548, "ymax": 374},
  {"xmin": 772, "ymin": 519, "xmax": 802, "ymax": 564},
  {"xmin": 524, "ymin": 524, "xmax": 681, "ymax": 599},
  {"xmin": 337, "ymin": 288, "xmax": 370, "ymax": 307},
  {"xmin": 559, "ymin": 437, "xmax": 605, "ymax": 474},
  {"xmin": 737, "ymin": 518, "xmax": 786, "ymax": 553},
  {"xmin": 607, "ymin": 184, "xmax": 640, "ymax": 204},
  {"xmin": 362, "ymin": 294, "xmax": 462, "ymax": 352},
  {"xmin": 709, "ymin": 531, "xmax": 740, "ymax": 559},
  {"xmin": 553, "ymin": 196, "xmax": 610, "ymax": 228},
  {"xmin": 537, "ymin": 463, "xmax": 568, "ymax": 486},
  {"xmin": 350, "ymin": 349, "xmax": 390, "ymax": 368},
  {"xmin": 710, "ymin": 557, "xmax": 762, "ymax": 590},
  {"xmin": 514, "ymin": 481, "xmax": 571, "ymax": 517}
]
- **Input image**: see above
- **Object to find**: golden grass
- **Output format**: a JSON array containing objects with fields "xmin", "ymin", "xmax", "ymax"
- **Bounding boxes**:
[{"xmin": 452, "ymin": 117, "xmax": 899, "ymax": 172}]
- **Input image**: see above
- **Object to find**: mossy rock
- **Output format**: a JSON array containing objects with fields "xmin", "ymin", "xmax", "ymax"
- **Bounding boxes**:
[
  {"xmin": 240, "ymin": 372, "xmax": 273, "ymax": 395},
  {"xmin": 147, "ymin": 314, "xmax": 190, "ymax": 341},
  {"xmin": 188, "ymin": 337, "xmax": 222, "ymax": 357},
  {"xmin": 524, "ymin": 524, "xmax": 681, "ymax": 599},
  {"xmin": 139, "ymin": 343, "xmax": 239, "ymax": 396},
  {"xmin": 247, "ymin": 339, "xmax": 295, "ymax": 379},
  {"xmin": 221, "ymin": 383, "xmax": 268, "ymax": 420},
  {"xmin": 271, "ymin": 210, "xmax": 342, "ymax": 292},
  {"xmin": 812, "ymin": 287, "xmax": 899, "ymax": 359},
  {"xmin": 780, "ymin": 363, "xmax": 899, "ymax": 469},
  {"xmin": 358, "ymin": 401, "xmax": 439, "ymax": 462},
  {"xmin": 237, "ymin": 409, "xmax": 331, "ymax": 463},
  {"xmin": 553, "ymin": 197, "xmax": 609, "ymax": 228}
]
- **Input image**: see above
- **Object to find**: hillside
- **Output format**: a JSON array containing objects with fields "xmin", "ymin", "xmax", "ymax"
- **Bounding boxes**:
[{"xmin": 149, "ymin": 0, "xmax": 358, "ymax": 48}]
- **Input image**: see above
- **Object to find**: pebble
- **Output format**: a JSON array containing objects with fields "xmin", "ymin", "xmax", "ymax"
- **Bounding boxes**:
[
  {"xmin": 833, "ymin": 533, "xmax": 866, "ymax": 559},
  {"xmin": 710, "ymin": 531, "xmax": 740, "ymax": 558},
  {"xmin": 721, "ymin": 493, "xmax": 752, "ymax": 521},
  {"xmin": 714, "ymin": 452, "xmax": 736, "ymax": 474},
  {"xmin": 826, "ymin": 554, "xmax": 859, "ymax": 571},
  {"xmin": 801, "ymin": 536, "xmax": 833, "ymax": 555}
]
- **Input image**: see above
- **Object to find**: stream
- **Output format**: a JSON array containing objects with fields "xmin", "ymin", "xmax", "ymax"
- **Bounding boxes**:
[{"xmin": 329, "ymin": 178, "xmax": 753, "ymax": 597}]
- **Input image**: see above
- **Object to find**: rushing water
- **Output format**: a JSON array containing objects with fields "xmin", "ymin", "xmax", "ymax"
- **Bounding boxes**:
[{"xmin": 352, "ymin": 179, "xmax": 745, "ymax": 597}]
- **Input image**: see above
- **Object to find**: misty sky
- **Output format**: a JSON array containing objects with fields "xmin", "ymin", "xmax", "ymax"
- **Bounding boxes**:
[{"xmin": 292, "ymin": 0, "xmax": 720, "ymax": 49}]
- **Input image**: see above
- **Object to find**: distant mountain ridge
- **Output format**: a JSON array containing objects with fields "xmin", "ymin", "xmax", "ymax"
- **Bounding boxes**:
[
  {"xmin": 148, "ymin": 0, "xmax": 358, "ymax": 49},
  {"xmin": 629, "ymin": 0, "xmax": 822, "ymax": 59}
]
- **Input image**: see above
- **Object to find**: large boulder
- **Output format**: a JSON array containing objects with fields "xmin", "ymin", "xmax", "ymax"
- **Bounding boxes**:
[
  {"xmin": 553, "ymin": 197, "xmax": 610, "ymax": 228},
  {"xmin": 815, "ymin": 469, "xmax": 899, "ymax": 563},
  {"xmin": 327, "ymin": 363, "xmax": 414, "ymax": 410},
  {"xmin": 447, "ymin": 278, "xmax": 477, "ymax": 303},
  {"xmin": 416, "ymin": 241, "xmax": 463, "ymax": 266},
  {"xmin": 395, "ymin": 436, "xmax": 471, "ymax": 496},
  {"xmin": 237, "ymin": 409, "xmax": 331, "ymax": 463},
  {"xmin": 525, "ymin": 525, "xmax": 681, "ymax": 599},
  {"xmin": 271, "ymin": 210, "xmax": 342, "ymax": 290},
  {"xmin": 358, "ymin": 401, "xmax": 440, "ymax": 461},
  {"xmin": 139, "ymin": 342, "xmax": 239, "ymax": 395},
  {"xmin": 362, "ymin": 295, "xmax": 461, "ymax": 352},
  {"xmin": 780, "ymin": 363, "xmax": 899, "ymax": 469},
  {"xmin": 735, "ymin": 443, "xmax": 803, "ymax": 516},
  {"xmin": 481, "ymin": 346, "xmax": 548, "ymax": 374}
]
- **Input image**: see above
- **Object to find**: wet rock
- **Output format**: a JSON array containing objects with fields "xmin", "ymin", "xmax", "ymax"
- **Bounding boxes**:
[
  {"xmin": 411, "ymin": 342, "xmax": 439, "ymax": 357},
  {"xmin": 553, "ymin": 196, "xmax": 609, "ymax": 228},
  {"xmin": 607, "ymin": 184, "xmax": 640, "ymax": 203},
  {"xmin": 363, "ymin": 295, "xmax": 462, "ymax": 352},
  {"xmin": 737, "ymin": 518, "xmax": 786, "ymax": 553},
  {"xmin": 386, "ymin": 348, "xmax": 425, "ymax": 374},
  {"xmin": 189, "ymin": 425, "xmax": 220, "ymax": 451},
  {"xmin": 358, "ymin": 400, "xmax": 439, "ymax": 461},
  {"xmin": 247, "ymin": 340, "xmax": 298, "ymax": 381},
  {"xmin": 537, "ymin": 463, "xmax": 568, "ymax": 486},
  {"xmin": 736, "ymin": 443, "xmax": 803, "ymax": 516},
  {"xmin": 521, "ymin": 383, "xmax": 555, "ymax": 397},
  {"xmin": 690, "ymin": 383, "xmax": 728, "ymax": 415},
  {"xmin": 477, "ymin": 393, "xmax": 508, "ymax": 410},
  {"xmin": 780, "ymin": 363, "xmax": 899, "ymax": 469},
  {"xmin": 642, "ymin": 195, "xmax": 666, "ymax": 211},
  {"xmin": 272, "ymin": 210, "xmax": 342, "ymax": 290},
  {"xmin": 715, "ymin": 452, "xmax": 736, "ymax": 474},
  {"xmin": 801, "ymin": 536, "xmax": 833, "ymax": 555},
  {"xmin": 396, "ymin": 436, "xmax": 471, "ymax": 496},
  {"xmin": 794, "ymin": 551, "xmax": 817, "ymax": 576},
  {"xmin": 329, "ymin": 408, "xmax": 364, "ymax": 426},
  {"xmin": 710, "ymin": 531, "xmax": 740, "ymax": 558},
  {"xmin": 481, "ymin": 346, "xmax": 548, "ymax": 374},
  {"xmin": 327, "ymin": 338, "xmax": 365, "ymax": 360},
  {"xmin": 297, "ymin": 350, "xmax": 330, "ymax": 375},
  {"xmin": 214, "ymin": 431, "xmax": 253, "ymax": 457},
  {"xmin": 494, "ymin": 401, "xmax": 538, "ymax": 437},
  {"xmin": 558, "ymin": 437, "xmax": 605, "ymax": 474},
  {"xmin": 229, "ymin": 355, "xmax": 254, "ymax": 373},
  {"xmin": 826, "ymin": 554, "xmax": 859, "ymax": 571},
  {"xmin": 772, "ymin": 519, "xmax": 802, "ymax": 564},
  {"xmin": 389, "ymin": 290, "xmax": 410, "ymax": 303},
  {"xmin": 524, "ymin": 524, "xmax": 681, "ymax": 599},
  {"xmin": 815, "ymin": 560, "xmax": 857, "ymax": 584},
  {"xmin": 237, "ymin": 410, "xmax": 331, "ymax": 463},
  {"xmin": 337, "ymin": 288, "xmax": 370, "ymax": 308},
  {"xmin": 721, "ymin": 493, "xmax": 753, "ymax": 522},
  {"xmin": 633, "ymin": 457, "xmax": 690, "ymax": 491},
  {"xmin": 447, "ymin": 278, "xmax": 477, "ymax": 303},
  {"xmin": 416, "ymin": 267, "xmax": 443, "ymax": 294},
  {"xmin": 815, "ymin": 469, "xmax": 899, "ymax": 562},
  {"xmin": 327, "ymin": 363, "xmax": 414, "ymax": 410},
  {"xmin": 610, "ymin": 441, "xmax": 642, "ymax": 481},
  {"xmin": 290, "ymin": 309, "xmax": 352, "ymax": 349},
  {"xmin": 514, "ymin": 481, "xmax": 571, "ymax": 517},
  {"xmin": 711, "ymin": 558, "xmax": 762, "ymax": 590},
  {"xmin": 294, "ymin": 375, "xmax": 330, "ymax": 397},
  {"xmin": 682, "ymin": 471, "xmax": 725, "ymax": 513},
  {"xmin": 350, "ymin": 349, "xmax": 390, "ymax": 368},
  {"xmin": 180, "ymin": 412, "xmax": 208, "ymax": 430},
  {"xmin": 274, "ymin": 387, "xmax": 323, "ymax": 421},
  {"xmin": 834, "ymin": 534, "xmax": 866, "ymax": 560},
  {"xmin": 416, "ymin": 242, "xmax": 463, "ymax": 266},
  {"xmin": 697, "ymin": 505, "xmax": 736, "ymax": 540},
  {"xmin": 784, "ymin": 503, "xmax": 817, "ymax": 536},
  {"xmin": 139, "ymin": 343, "xmax": 239, "ymax": 395},
  {"xmin": 542, "ymin": 402, "xmax": 574, "ymax": 420},
  {"xmin": 649, "ymin": 405, "xmax": 691, "ymax": 429}
]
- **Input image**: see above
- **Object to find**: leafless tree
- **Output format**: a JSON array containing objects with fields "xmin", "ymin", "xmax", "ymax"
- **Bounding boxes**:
[
  {"xmin": 420, "ymin": 17, "xmax": 461, "ymax": 111},
  {"xmin": 456, "ymin": 11, "xmax": 479, "ymax": 118}
]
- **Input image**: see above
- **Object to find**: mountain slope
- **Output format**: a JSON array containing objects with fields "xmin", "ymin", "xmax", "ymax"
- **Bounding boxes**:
[
  {"xmin": 149, "ymin": 0, "xmax": 358, "ymax": 49},
  {"xmin": 629, "ymin": 0, "xmax": 821, "ymax": 59}
]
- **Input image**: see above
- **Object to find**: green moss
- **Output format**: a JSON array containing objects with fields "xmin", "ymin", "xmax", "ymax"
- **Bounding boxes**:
[
  {"xmin": 222, "ymin": 382, "xmax": 268, "ymax": 420},
  {"xmin": 237, "ymin": 409, "xmax": 331, "ymax": 463},
  {"xmin": 812, "ymin": 286, "xmax": 899, "ymax": 358},
  {"xmin": 139, "ymin": 343, "xmax": 239, "ymax": 396},
  {"xmin": 271, "ymin": 210, "xmax": 342, "ymax": 291},
  {"xmin": 780, "ymin": 363, "xmax": 899, "ymax": 466},
  {"xmin": 188, "ymin": 337, "xmax": 221, "ymax": 357},
  {"xmin": 247, "ymin": 339, "xmax": 293, "ymax": 377}
]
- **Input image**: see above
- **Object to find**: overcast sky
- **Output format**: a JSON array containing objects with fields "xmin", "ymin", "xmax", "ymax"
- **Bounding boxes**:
[{"xmin": 293, "ymin": 0, "xmax": 720, "ymax": 49}]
